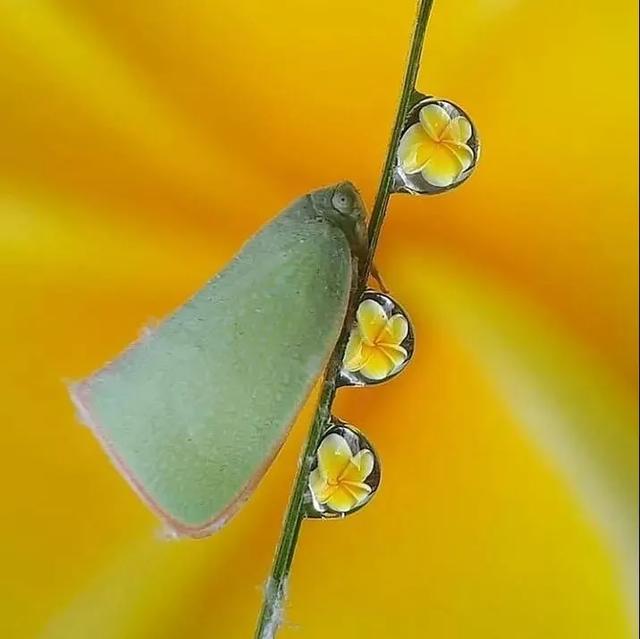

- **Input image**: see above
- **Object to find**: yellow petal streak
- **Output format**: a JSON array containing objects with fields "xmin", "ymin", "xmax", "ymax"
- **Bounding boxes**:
[
  {"xmin": 420, "ymin": 104, "xmax": 451, "ymax": 139},
  {"xmin": 316, "ymin": 433, "xmax": 352, "ymax": 482},
  {"xmin": 357, "ymin": 299, "xmax": 388, "ymax": 344},
  {"xmin": 344, "ymin": 330, "xmax": 365, "ymax": 371},
  {"xmin": 380, "ymin": 314, "xmax": 409, "ymax": 346}
]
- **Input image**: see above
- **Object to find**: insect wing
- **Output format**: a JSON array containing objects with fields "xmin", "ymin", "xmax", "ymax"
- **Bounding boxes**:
[{"xmin": 70, "ymin": 200, "xmax": 353, "ymax": 537}]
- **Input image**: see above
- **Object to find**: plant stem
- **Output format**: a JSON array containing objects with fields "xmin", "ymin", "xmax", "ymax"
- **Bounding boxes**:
[{"xmin": 254, "ymin": 2, "xmax": 434, "ymax": 637}]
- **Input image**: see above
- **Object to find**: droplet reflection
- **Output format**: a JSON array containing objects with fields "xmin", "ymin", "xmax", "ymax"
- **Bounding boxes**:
[
  {"xmin": 339, "ymin": 289, "xmax": 414, "ymax": 387},
  {"xmin": 395, "ymin": 93, "xmax": 480, "ymax": 194},
  {"xmin": 305, "ymin": 420, "xmax": 380, "ymax": 519}
]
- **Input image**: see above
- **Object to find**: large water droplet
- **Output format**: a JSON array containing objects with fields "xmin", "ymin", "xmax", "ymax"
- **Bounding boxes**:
[
  {"xmin": 338, "ymin": 289, "xmax": 414, "ymax": 387},
  {"xmin": 394, "ymin": 93, "xmax": 480, "ymax": 195},
  {"xmin": 305, "ymin": 419, "xmax": 380, "ymax": 519}
]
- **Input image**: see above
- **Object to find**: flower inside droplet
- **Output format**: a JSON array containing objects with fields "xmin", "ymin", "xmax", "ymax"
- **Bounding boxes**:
[
  {"xmin": 343, "ymin": 299, "xmax": 408, "ymax": 381},
  {"xmin": 308, "ymin": 433, "xmax": 374, "ymax": 513},
  {"xmin": 397, "ymin": 103, "xmax": 474, "ymax": 188}
]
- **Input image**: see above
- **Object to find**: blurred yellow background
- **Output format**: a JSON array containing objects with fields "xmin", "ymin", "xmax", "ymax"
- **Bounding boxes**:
[{"xmin": 0, "ymin": 1, "xmax": 637, "ymax": 638}]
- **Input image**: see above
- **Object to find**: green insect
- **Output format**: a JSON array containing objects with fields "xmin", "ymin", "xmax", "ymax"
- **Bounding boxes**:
[{"xmin": 70, "ymin": 182, "xmax": 369, "ymax": 537}]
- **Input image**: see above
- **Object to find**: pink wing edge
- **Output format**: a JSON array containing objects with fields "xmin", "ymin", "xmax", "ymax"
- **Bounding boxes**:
[{"xmin": 68, "ymin": 376, "xmax": 306, "ymax": 539}]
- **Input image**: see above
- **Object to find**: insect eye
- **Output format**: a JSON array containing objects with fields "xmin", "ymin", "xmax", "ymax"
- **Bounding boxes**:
[{"xmin": 331, "ymin": 187, "xmax": 353, "ymax": 214}]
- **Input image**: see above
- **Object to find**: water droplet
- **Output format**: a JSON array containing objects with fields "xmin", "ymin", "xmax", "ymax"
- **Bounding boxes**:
[
  {"xmin": 338, "ymin": 288, "xmax": 414, "ymax": 387},
  {"xmin": 305, "ymin": 419, "xmax": 380, "ymax": 519},
  {"xmin": 394, "ymin": 93, "xmax": 480, "ymax": 195}
]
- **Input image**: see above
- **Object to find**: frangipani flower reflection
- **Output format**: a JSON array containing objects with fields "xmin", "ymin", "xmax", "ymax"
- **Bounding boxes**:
[
  {"xmin": 397, "ymin": 103, "xmax": 475, "ymax": 187},
  {"xmin": 344, "ymin": 298, "xmax": 409, "ymax": 381},
  {"xmin": 308, "ymin": 433, "xmax": 374, "ymax": 513}
]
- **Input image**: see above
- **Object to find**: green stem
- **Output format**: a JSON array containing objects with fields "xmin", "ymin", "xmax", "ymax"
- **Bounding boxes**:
[{"xmin": 254, "ymin": 2, "xmax": 434, "ymax": 637}]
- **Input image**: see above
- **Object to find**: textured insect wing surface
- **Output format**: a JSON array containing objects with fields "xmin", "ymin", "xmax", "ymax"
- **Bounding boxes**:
[{"xmin": 71, "ymin": 193, "xmax": 353, "ymax": 536}]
